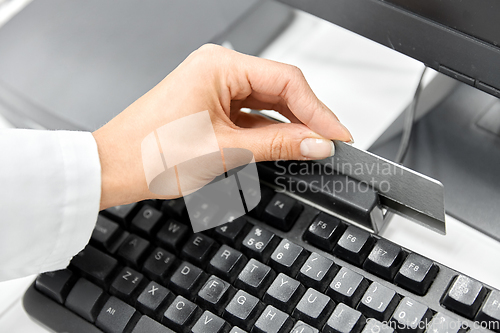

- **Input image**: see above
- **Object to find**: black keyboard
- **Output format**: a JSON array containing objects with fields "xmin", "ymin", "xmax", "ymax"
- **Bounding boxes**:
[{"xmin": 24, "ymin": 181, "xmax": 500, "ymax": 333}]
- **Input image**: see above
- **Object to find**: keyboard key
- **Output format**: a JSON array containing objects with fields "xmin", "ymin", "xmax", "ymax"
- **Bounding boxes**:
[
  {"xmin": 71, "ymin": 246, "xmax": 119, "ymax": 288},
  {"xmin": 161, "ymin": 198, "xmax": 187, "ymax": 220},
  {"xmin": 136, "ymin": 281, "xmax": 174, "ymax": 321},
  {"xmin": 214, "ymin": 218, "xmax": 249, "ymax": 248},
  {"xmin": 241, "ymin": 226, "xmax": 280, "ymax": 262},
  {"xmin": 425, "ymin": 313, "xmax": 467, "ymax": 333},
  {"xmin": 333, "ymin": 226, "xmax": 374, "ymax": 266},
  {"xmin": 35, "ymin": 269, "xmax": 75, "ymax": 304},
  {"xmin": 181, "ymin": 233, "xmax": 217, "ymax": 267},
  {"xmin": 363, "ymin": 239, "xmax": 405, "ymax": 280},
  {"xmin": 442, "ymin": 275, "xmax": 488, "ymax": 319},
  {"xmin": 262, "ymin": 193, "xmax": 303, "ymax": 231},
  {"xmin": 323, "ymin": 303, "xmax": 365, "ymax": 333},
  {"xmin": 391, "ymin": 297, "xmax": 433, "ymax": 333},
  {"xmin": 290, "ymin": 321, "xmax": 319, "ymax": 333},
  {"xmin": 253, "ymin": 305, "xmax": 294, "ymax": 333},
  {"xmin": 208, "ymin": 245, "xmax": 247, "ymax": 282},
  {"xmin": 110, "ymin": 267, "xmax": 147, "ymax": 303},
  {"xmin": 169, "ymin": 261, "xmax": 207, "ymax": 298},
  {"xmin": 292, "ymin": 288, "xmax": 335, "ymax": 328},
  {"xmin": 298, "ymin": 252, "xmax": 338, "ymax": 291},
  {"xmin": 223, "ymin": 290, "xmax": 264, "ymax": 330},
  {"xmin": 156, "ymin": 219, "xmax": 190, "ymax": 254},
  {"xmin": 269, "ymin": 239, "xmax": 308, "ymax": 276},
  {"xmin": 104, "ymin": 203, "xmax": 138, "ymax": 226},
  {"xmin": 191, "ymin": 311, "xmax": 229, "ymax": 333},
  {"xmin": 394, "ymin": 253, "xmax": 438, "ymax": 295},
  {"xmin": 66, "ymin": 278, "xmax": 107, "ymax": 323},
  {"xmin": 235, "ymin": 259, "xmax": 275, "ymax": 298},
  {"xmin": 131, "ymin": 205, "xmax": 164, "ymax": 237},
  {"xmin": 162, "ymin": 295, "xmax": 201, "ymax": 333},
  {"xmin": 248, "ymin": 184, "xmax": 275, "ymax": 218},
  {"xmin": 92, "ymin": 215, "xmax": 123, "ymax": 252},
  {"xmin": 142, "ymin": 248, "xmax": 177, "ymax": 284},
  {"xmin": 357, "ymin": 282, "xmax": 400, "ymax": 321},
  {"xmin": 96, "ymin": 296, "xmax": 140, "ymax": 333},
  {"xmin": 303, "ymin": 213, "xmax": 345, "ymax": 251},
  {"xmin": 476, "ymin": 290, "xmax": 500, "ymax": 332},
  {"xmin": 327, "ymin": 267, "xmax": 369, "ymax": 307},
  {"xmin": 263, "ymin": 273, "xmax": 305, "ymax": 313},
  {"xmin": 117, "ymin": 234, "xmax": 150, "ymax": 268},
  {"xmin": 131, "ymin": 316, "xmax": 175, "ymax": 333},
  {"xmin": 362, "ymin": 319, "xmax": 394, "ymax": 333},
  {"xmin": 198, "ymin": 276, "xmax": 235, "ymax": 315}
]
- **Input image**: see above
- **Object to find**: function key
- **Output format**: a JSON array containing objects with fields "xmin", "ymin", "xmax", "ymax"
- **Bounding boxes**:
[
  {"xmin": 214, "ymin": 217, "xmax": 250, "ymax": 249},
  {"xmin": 262, "ymin": 193, "xmax": 303, "ymax": 231},
  {"xmin": 363, "ymin": 239, "xmax": 405, "ymax": 280},
  {"xmin": 156, "ymin": 220, "xmax": 190, "ymax": 254},
  {"xmin": 110, "ymin": 267, "xmax": 147, "ymax": 303},
  {"xmin": 197, "ymin": 276, "xmax": 235, "ymax": 315},
  {"xmin": 442, "ymin": 275, "xmax": 488, "ymax": 319},
  {"xmin": 131, "ymin": 205, "xmax": 164, "ymax": 237},
  {"xmin": 65, "ymin": 278, "xmax": 106, "ymax": 323},
  {"xmin": 91, "ymin": 215, "xmax": 123, "ymax": 253},
  {"xmin": 117, "ymin": 234, "xmax": 150, "ymax": 269},
  {"xmin": 394, "ymin": 253, "xmax": 438, "ymax": 296},
  {"xmin": 35, "ymin": 269, "xmax": 75, "ymax": 304},
  {"xmin": 96, "ymin": 296, "xmax": 140, "ymax": 333},
  {"xmin": 263, "ymin": 273, "xmax": 305, "ymax": 313},
  {"xmin": 270, "ymin": 239, "xmax": 308, "ymax": 277},
  {"xmin": 103, "ymin": 203, "xmax": 138, "ymax": 226},
  {"xmin": 223, "ymin": 290, "xmax": 264, "ymax": 331},
  {"xmin": 324, "ymin": 303, "xmax": 365, "ymax": 333},
  {"xmin": 476, "ymin": 290, "xmax": 500, "ymax": 332},
  {"xmin": 162, "ymin": 295, "xmax": 201, "ymax": 333},
  {"xmin": 181, "ymin": 234, "xmax": 217, "ymax": 268},
  {"xmin": 357, "ymin": 282, "xmax": 400, "ymax": 321},
  {"xmin": 169, "ymin": 261, "xmax": 207, "ymax": 299},
  {"xmin": 191, "ymin": 310, "xmax": 230, "ymax": 333},
  {"xmin": 426, "ymin": 313, "xmax": 467, "ymax": 333},
  {"xmin": 136, "ymin": 281, "xmax": 174, "ymax": 321},
  {"xmin": 292, "ymin": 288, "xmax": 335, "ymax": 328},
  {"xmin": 208, "ymin": 245, "xmax": 247, "ymax": 282},
  {"xmin": 248, "ymin": 184, "xmax": 275, "ymax": 219},
  {"xmin": 241, "ymin": 226, "xmax": 280, "ymax": 263},
  {"xmin": 304, "ymin": 213, "xmax": 345, "ymax": 251},
  {"xmin": 333, "ymin": 226, "xmax": 374, "ymax": 266},
  {"xmin": 142, "ymin": 248, "xmax": 177, "ymax": 284},
  {"xmin": 327, "ymin": 267, "xmax": 368, "ymax": 307},
  {"xmin": 71, "ymin": 246, "xmax": 119, "ymax": 288},
  {"xmin": 253, "ymin": 305, "xmax": 294, "ymax": 333},
  {"xmin": 297, "ymin": 252, "xmax": 338, "ymax": 292},
  {"xmin": 235, "ymin": 259, "xmax": 275, "ymax": 298},
  {"xmin": 391, "ymin": 297, "xmax": 433, "ymax": 333}
]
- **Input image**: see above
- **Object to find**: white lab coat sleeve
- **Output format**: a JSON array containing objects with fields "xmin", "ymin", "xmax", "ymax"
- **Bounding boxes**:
[{"xmin": 0, "ymin": 129, "xmax": 101, "ymax": 281}]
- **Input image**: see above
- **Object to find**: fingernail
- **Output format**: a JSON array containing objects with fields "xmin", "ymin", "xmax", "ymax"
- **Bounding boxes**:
[
  {"xmin": 300, "ymin": 138, "xmax": 335, "ymax": 159},
  {"xmin": 339, "ymin": 122, "xmax": 354, "ymax": 143}
]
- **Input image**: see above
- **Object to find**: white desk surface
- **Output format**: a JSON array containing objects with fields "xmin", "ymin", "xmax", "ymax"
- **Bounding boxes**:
[{"xmin": 0, "ymin": 8, "xmax": 499, "ymax": 332}]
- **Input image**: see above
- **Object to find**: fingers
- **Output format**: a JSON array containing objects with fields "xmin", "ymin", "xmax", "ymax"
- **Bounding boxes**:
[{"xmin": 233, "ymin": 112, "xmax": 280, "ymax": 128}]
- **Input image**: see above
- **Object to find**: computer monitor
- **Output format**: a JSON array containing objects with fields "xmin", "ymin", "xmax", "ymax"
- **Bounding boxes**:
[{"xmin": 276, "ymin": 0, "xmax": 500, "ymax": 241}]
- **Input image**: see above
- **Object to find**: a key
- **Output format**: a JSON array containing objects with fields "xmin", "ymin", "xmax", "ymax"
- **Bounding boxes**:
[
  {"xmin": 235, "ymin": 259, "xmax": 276, "ymax": 298},
  {"xmin": 269, "ymin": 239, "xmax": 308, "ymax": 276},
  {"xmin": 208, "ymin": 245, "xmax": 247, "ymax": 282},
  {"xmin": 292, "ymin": 288, "xmax": 335, "ymax": 328},
  {"xmin": 110, "ymin": 267, "xmax": 147, "ymax": 303},
  {"xmin": 142, "ymin": 248, "xmax": 176, "ymax": 284},
  {"xmin": 169, "ymin": 261, "xmax": 207, "ymax": 298},
  {"xmin": 223, "ymin": 290, "xmax": 264, "ymax": 330},
  {"xmin": 425, "ymin": 313, "xmax": 467, "ymax": 333},
  {"xmin": 297, "ymin": 252, "xmax": 338, "ymax": 291},
  {"xmin": 253, "ymin": 305, "xmax": 294, "ymax": 333},
  {"xmin": 262, "ymin": 193, "xmax": 303, "ymax": 231},
  {"xmin": 214, "ymin": 217, "xmax": 249, "ymax": 249},
  {"xmin": 394, "ymin": 253, "xmax": 438, "ymax": 296},
  {"xmin": 191, "ymin": 310, "xmax": 230, "ymax": 333},
  {"xmin": 136, "ymin": 281, "xmax": 174, "ymax": 321},
  {"xmin": 241, "ymin": 226, "xmax": 280, "ymax": 262},
  {"xmin": 96, "ymin": 296, "xmax": 140, "ymax": 333},
  {"xmin": 327, "ymin": 267, "xmax": 369, "ymax": 308},
  {"xmin": 198, "ymin": 275, "xmax": 235, "ymax": 315},
  {"xmin": 442, "ymin": 275, "xmax": 488, "ymax": 319},
  {"xmin": 323, "ymin": 303, "xmax": 366, "ymax": 333},
  {"xmin": 131, "ymin": 205, "xmax": 164, "ymax": 237},
  {"xmin": 131, "ymin": 316, "xmax": 175, "ymax": 333},
  {"xmin": 156, "ymin": 219, "xmax": 190, "ymax": 254},
  {"xmin": 181, "ymin": 233, "xmax": 217, "ymax": 267},
  {"xmin": 357, "ymin": 282, "xmax": 400, "ymax": 321},
  {"xmin": 361, "ymin": 319, "xmax": 394, "ymax": 333},
  {"xmin": 35, "ymin": 269, "xmax": 75, "ymax": 304},
  {"xmin": 303, "ymin": 213, "xmax": 345, "ymax": 251},
  {"xmin": 71, "ymin": 246, "xmax": 119, "ymax": 288},
  {"xmin": 290, "ymin": 321, "xmax": 320, "ymax": 333},
  {"xmin": 476, "ymin": 290, "xmax": 500, "ymax": 332},
  {"xmin": 162, "ymin": 295, "xmax": 201, "ymax": 333},
  {"xmin": 117, "ymin": 234, "xmax": 150, "ymax": 268},
  {"xmin": 333, "ymin": 226, "xmax": 374, "ymax": 266},
  {"xmin": 104, "ymin": 203, "xmax": 138, "ymax": 226},
  {"xmin": 263, "ymin": 273, "xmax": 305, "ymax": 313},
  {"xmin": 161, "ymin": 198, "xmax": 187, "ymax": 220},
  {"xmin": 66, "ymin": 278, "xmax": 107, "ymax": 323},
  {"xmin": 363, "ymin": 239, "xmax": 405, "ymax": 280},
  {"xmin": 391, "ymin": 297, "xmax": 433, "ymax": 333},
  {"xmin": 92, "ymin": 215, "xmax": 123, "ymax": 252}
]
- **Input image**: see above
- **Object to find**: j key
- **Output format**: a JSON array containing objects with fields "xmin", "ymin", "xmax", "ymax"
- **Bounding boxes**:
[
  {"xmin": 426, "ymin": 313, "xmax": 467, "ymax": 333},
  {"xmin": 391, "ymin": 297, "xmax": 433, "ymax": 333},
  {"xmin": 92, "ymin": 215, "xmax": 122, "ymax": 252},
  {"xmin": 291, "ymin": 321, "xmax": 319, "ymax": 333},
  {"xmin": 181, "ymin": 234, "xmax": 217, "ymax": 267},
  {"xmin": 394, "ymin": 253, "xmax": 438, "ymax": 296},
  {"xmin": 362, "ymin": 319, "xmax": 394, "ymax": 333},
  {"xmin": 442, "ymin": 275, "xmax": 488, "ymax": 319},
  {"xmin": 327, "ymin": 267, "xmax": 369, "ymax": 308},
  {"xmin": 262, "ymin": 193, "xmax": 303, "ymax": 231},
  {"xmin": 169, "ymin": 261, "xmax": 207, "ymax": 298},
  {"xmin": 66, "ymin": 278, "xmax": 107, "ymax": 323},
  {"xmin": 263, "ymin": 273, "xmax": 305, "ymax": 313},
  {"xmin": 198, "ymin": 276, "xmax": 235, "ymax": 315},
  {"xmin": 333, "ymin": 226, "xmax": 374, "ymax": 266},
  {"xmin": 131, "ymin": 205, "xmax": 164, "ymax": 237},
  {"xmin": 292, "ymin": 288, "xmax": 335, "ymax": 328},
  {"xmin": 253, "ymin": 305, "xmax": 294, "ymax": 333},
  {"xmin": 136, "ymin": 281, "xmax": 174, "ymax": 321},
  {"xmin": 208, "ymin": 245, "xmax": 247, "ymax": 282},
  {"xmin": 71, "ymin": 246, "xmax": 119, "ymax": 288},
  {"xmin": 162, "ymin": 295, "xmax": 201, "ymax": 333},
  {"xmin": 357, "ymin": 282, "xmax": 400, "ymax": 321},
  {"xmin": 363, "ymin": 239, "xmax": 405, "ymax": 280},
  {"xmin": 104, "ymin": 203, "xmax": 138, "ymax": 226},
  {"xmin": 235, "ymin": 259, "xmax": 276, "ymax": 298},
  {"xmin": 131, "ymin": 316, "xmax": 175, "ymax": 333},
  {"xmin": 303, "ymin": 213, "xmax": 345, "ymax": 251},
  {"xmin": 191, "ymin": 311, "xmax": 230, "ymax": 333},
  {"xmin": 117, "ymin": 234, "xmax": 150, "ymax": 268},
  {"xmin": 270, "ymin": 239, "xmax": 308, "ymax": 276},
  {"xmin": 35, "ymin": 269, "xmax": 75, "ymax": 304},
  {"xmin": 156, "ymin": 220, "xmax": 190, "ymax": 254},
  {"xmin": 223, "ymin": 290, "xmax": 264, "ymax": 330},
  {"xmin": 298, "ymin": 252, "xmax": 338, "ymax": 291},
  {"xmin": 96, "ymin": 296, "xmax": 140, "ymax": 333},
  {"xmin": 142, "ymin": 248, "xmax": 177, "ymax": 284},
  {"xmin": 161, "ymin": 198, "xmax": 187, "ymax": 220},
  {"xmin": 110, "ymin": 267, "xmax": 147, "ymax": 303},
  {"xmin": 323, "ymin": 303, "xmax": 366, "ymax": 333},
  {"xmin": 241, "ymin": 226, "xmax": 280, "ymax": 262},
  {"xmin": 214, "ymin": 218, "xmax": 249, "ymax": 248},
  {"xmin": 476, "ymin": 290, "xmax": 500, "ymax": 332}
]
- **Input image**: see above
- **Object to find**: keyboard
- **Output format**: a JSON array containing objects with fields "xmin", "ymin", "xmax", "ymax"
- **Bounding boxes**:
[{"xmin": 23, "ymin": 174, "xmax": 500, "ymax": 333}]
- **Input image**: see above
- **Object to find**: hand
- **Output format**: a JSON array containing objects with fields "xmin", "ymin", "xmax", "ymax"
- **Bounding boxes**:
[{"xmin": 93, "ymin": 44, "xmax": 353, "ymax": 210}]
